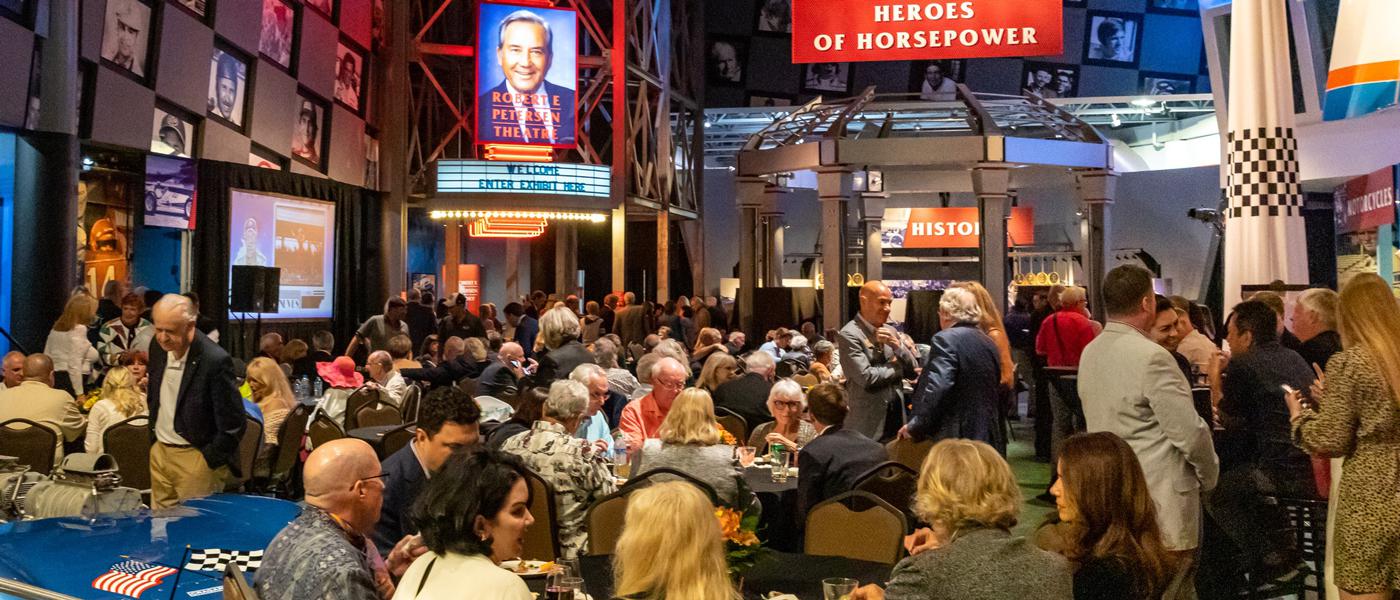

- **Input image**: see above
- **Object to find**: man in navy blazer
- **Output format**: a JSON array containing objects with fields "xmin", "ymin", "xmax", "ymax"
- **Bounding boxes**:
[
  {"xmin": 901, "ymin": 286, "xmax": 1006, "ymax": 455},
  {"xmin": 373, "ymin": 387, "xmax": 481, "ymax": 555},
  {"xmin": 504, "ymin": 302, "xmax": 540, "ymax": 360},
  {"xmin": 478, "ymin": 10, "xmax": 575, "ymax": 145},
  {"xmin": 146, "ymin": 294, "xmax": 245, "ymax": 509},
  {"xmin": 798, "ymin": 383, "xmax": 889, "ymax": 517}
]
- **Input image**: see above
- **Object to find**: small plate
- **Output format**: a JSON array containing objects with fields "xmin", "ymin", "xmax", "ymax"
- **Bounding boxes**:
[{"xmin": 499, "ymin": 559, "xmax": 554, "ymax": 578}]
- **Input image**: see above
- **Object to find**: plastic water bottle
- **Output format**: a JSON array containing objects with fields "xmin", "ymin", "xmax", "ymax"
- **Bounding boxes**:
[{"xmin": 313, "ymin": 377, "xmax": 323, "ymax": 399}]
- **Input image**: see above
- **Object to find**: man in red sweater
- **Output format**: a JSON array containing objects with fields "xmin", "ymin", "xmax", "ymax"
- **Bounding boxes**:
[{"xmin": 1034, "ymin": 285, "xmax": 1099, "ymax": 499}]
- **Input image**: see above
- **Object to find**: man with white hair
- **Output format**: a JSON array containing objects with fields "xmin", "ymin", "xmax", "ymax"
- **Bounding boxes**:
[
  {"xmin": 1291, "ymin": 287, "xmax": 1341, "ymax": 371},
  {"xmin": 569, "ymin": 363, "xmax": 615, "ymax": 453},
  {"xmin": 365, "ymin": 350, "xmax": 407, "ymax": 406},
  {"xmin": 534, "ymin": 306, "xmax": 596, "ymax": 381},
  {"xmin": 900, "ymin": 285, "xmax": 1007, "ymax": 454},
  {"xmin": 499, "ymin": 379, "xmax": 617, "ymax": 558},
  {"xmin": 713, "ymin": 351, "xmax": 776, "ymax": 431},
  {"xmin": 619, "ymin": 356, "xmax": 687, "ymax": 443},
  {"xmin": 147, "ymin": 293, "xmax": 245, "ymax": 508}
]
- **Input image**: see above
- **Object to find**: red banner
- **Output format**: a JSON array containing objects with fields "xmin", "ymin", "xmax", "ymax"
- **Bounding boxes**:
[
  {"xmin": 1333, "ymin": 166, "xmax": 1397, "ymax": 234},
  {"xmin": 901, "ymin": 207, "xmax": 1034, "ymax": 248},
  {"xmin": 457, "ymin": 264, "xmax": 482, "ymax": 314},
  {"xmin": 792, "ymin": 0, "xmax": 1062, "ymax": 64}
]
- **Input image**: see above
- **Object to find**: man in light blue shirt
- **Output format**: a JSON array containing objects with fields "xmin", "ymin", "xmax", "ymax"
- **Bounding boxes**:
[
  {"xmin": 758, "ymin": 328, "xmax": 793, "ymax": 362},
  {"xmin": 570, "ymin": 363, "xmax": 614, "ymax": 454}
]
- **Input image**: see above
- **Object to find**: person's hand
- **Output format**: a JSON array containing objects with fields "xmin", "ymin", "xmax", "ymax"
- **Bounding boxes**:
[
  {"xmin": 765, "ymin": 432, "xmax": 797, "ymax": 449},
  {"xmin": 1207, "ymin": 350, "xmax": 1225, "ymax": 380},
  {"xmin": 592, "ymin": 439, "xmax": 610, "ymax": 456},
  {"xmin": 1284, "ymin": 386, "xmax": 1305, "ymax": 419},
  {"xmin": 1309, "ymin": 363, "xmax": 1325, "ymax": 403},
  {"xmin": 896, "ymin": 425, "xmax": 912, "ymax": 440},
  {"xmin": 849, "ymin": 584, "xmax": 886, "ymax": 600},
  {"xmin": 386, "ymin": 534, "xmax": 427, "ymax": 578},
  {"xmin": 875, "ymin": 326, "xmax": 898, "ymax": 348},
  {"xmin": 904, "ymin": 526, "xmax": 942, "ymax": 555}
]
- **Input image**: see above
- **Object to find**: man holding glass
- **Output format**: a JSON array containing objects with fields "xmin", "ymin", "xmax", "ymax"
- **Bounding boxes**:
[{"xmin": 837, "ymin": 280, "xmax": 919, "ymax": 440}]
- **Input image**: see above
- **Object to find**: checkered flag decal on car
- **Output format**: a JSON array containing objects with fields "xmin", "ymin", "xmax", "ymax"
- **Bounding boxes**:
[
  {"xmin": 1227, "ymin": 126, "xmax": 1302, "ymax": 218},
  {"xmin": 183, "ymin": 549, "xmax": 264, "ymax": 572}
]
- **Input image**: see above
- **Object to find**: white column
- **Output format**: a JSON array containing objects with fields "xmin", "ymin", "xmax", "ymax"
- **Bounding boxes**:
[
  {"xmin": 817, "ymin": 168, "xmax": 853, "ymax": 333},
  {"xmin": 973, "ymin": 164, "xmax": 1011, "ymax": 316},
  {"xmin": 1076, "ymin": 170, "xmax": 1118, "ymax": 321},
  {"xmin": 761, "ymin": 189, "xmax": 786, "ymax": 287}
]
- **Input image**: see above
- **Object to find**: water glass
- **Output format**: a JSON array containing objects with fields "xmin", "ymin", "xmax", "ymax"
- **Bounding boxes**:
[
  {"xmin": 561, "ymin": 577, "xmax": 585, "ymax": 598},
  {"xmin": 771, "ymin": 449, "xmax": 791, "ymax": 483},
  {"xmin": 546, "ymin": 571, "xmax": 575, "ymax": 600},
  {"xmin": 737, "ymin": 446, "xmax": 757, "ymax": 467},
  {"xmin": 822, "ymin": 577, "xmax": 858, "ymax": 600},
  {"xmin": 555, "ymin": 558, "xmax": 581, "ymax": 580}
]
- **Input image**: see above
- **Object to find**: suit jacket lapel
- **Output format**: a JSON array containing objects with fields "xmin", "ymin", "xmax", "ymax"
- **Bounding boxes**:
[{"xmin": 176, "ymin": 335, "xmax": 204, "ymax": 408}]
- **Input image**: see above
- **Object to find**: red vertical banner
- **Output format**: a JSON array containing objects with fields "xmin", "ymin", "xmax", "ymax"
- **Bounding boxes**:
[
  {"xmin": 458, "ymin": 264, "xmax": 482, "ymax": 314},
  {"xmin": 792, "ymin": 0, "xmax": 1063, "ymax": 64}
]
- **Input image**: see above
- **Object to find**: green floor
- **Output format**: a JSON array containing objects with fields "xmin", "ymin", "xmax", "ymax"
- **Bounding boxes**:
[{"xmin": 1006, "ymin": 420, "xmax": 1056, "ymax": 538}]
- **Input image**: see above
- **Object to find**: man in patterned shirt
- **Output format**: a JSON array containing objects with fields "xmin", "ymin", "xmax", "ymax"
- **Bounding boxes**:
[{"xmin": 500, "ymin": 379, "xmax": 617, "ymax": 558}]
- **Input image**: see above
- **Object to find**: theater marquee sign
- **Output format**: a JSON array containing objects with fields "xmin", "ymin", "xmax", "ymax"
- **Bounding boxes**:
[{"xmin": 792, "ymin": 1, "xmax": 1063, "ymax": 63}]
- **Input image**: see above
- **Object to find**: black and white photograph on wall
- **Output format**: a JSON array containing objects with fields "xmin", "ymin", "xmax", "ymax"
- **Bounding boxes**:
[
  {"xmin": 801, "ymin": 62, "xmax": 852, "ymax": 94},
  {"xmin": 151, "ymin": 107, "xmax": 194, "ymax": 158},
  {"xmin": 260, "ymin": 0, "xmax": 296, "ymax": 70},
  {"xmin": 1147, "ymin": 0, "xmax": 1198, "ymax": 16},
  {"xmin": 207, "ymin": 47, "xmax": 249, "ymax": 129},
  {"xmin": 334, "ymin": 42, "xmax": 365, "ymax": 113},
  {"xmin": 249, "ymin": 144, "xmax": 284, "ymax": 170},
  {"xmin": 304, "ymin": 0, "xmax": 333, "ymax": 19},
  {"xmin": 747, "ymin": 93, "xmax": 793, "ymax": 107},
  {"xmin": 291, "ymin": 95, "xmax": 325, "ymax": 168},
  {"xmin": 1022, "ymin": 61, "xmax": 1078, "ymax": 99},
  {"xmin": 754, "ymin": 0, "xmax": 792, "ymax": 34},
  {"xmin": 1083, "ymin": 11, "xmax": 1142, "ymax": 67},
  {"xmin": 144, "ymin": 155, "xmax": 197, "ymax": 229},
  {"xmin": 101, "ymin": 0, "xmax": 153, "ymax": 79},
  {"xmin": 909, "ymin": 60, "xmax": 963, "ymax": 101},
  {"xmin": 707, "ymin": 38, "xmax": 748, "ymax": 87},
  {"xmin": 174, "ymin": 0, "xmax": 207, "ymax": 18},
  {"xmin": 1141, "ymin": 72, "xmax": 1195, "ymax": 95},
  {"xmin": 24, "ymin": 43, "xmax": 40, "ymax": 130}
]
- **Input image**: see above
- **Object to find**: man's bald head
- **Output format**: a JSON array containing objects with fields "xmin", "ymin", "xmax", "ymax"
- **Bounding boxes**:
[
  {"xmin": 650, "ymin": 356, "xmax": 687, "ymax": 409},
  {"xmin": 302, "ymin": 439, "xmax": 384, "ymax": 533},
  {"xmin": 22, "ymin": 354, "xmax": 55, "ymax": 382},
  {"xmin": 499, "ymin": 341, "xmax": 524, "ymax": 364},
  {"xmin": 858, "ymin": 280, "xmax": 893, "ymax": 327}
]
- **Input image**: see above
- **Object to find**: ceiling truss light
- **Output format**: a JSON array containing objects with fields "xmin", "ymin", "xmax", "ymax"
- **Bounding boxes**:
[{"xmin": 430, "ymin": 210, "xmax": 608, "ymax": 223}]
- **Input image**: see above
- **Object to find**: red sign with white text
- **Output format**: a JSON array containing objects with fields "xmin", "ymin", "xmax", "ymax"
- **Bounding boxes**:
[
  {"xmin": 792, "ymin": 0, "xmax": 1063, "ymax": 64},
  {"xmin": 1333, "ymin": 166, "xmax": 1397, "ymax": 234},
  {"xmin": 457, "ymin": 264, "xmax": 482, "ymax": 314},
  {"xmin": 901, "ymin": 207, "xmax": 1034, "ymax": 248}
]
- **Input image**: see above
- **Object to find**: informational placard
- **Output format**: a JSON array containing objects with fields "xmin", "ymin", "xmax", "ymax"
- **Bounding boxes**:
[
  {"xmin": 475, "ymin": 1, "xmax": 578, "ymax": 147},
  {"xmin": 792, "ymin": 0, "xmax": 1062, "ymax": 64},
  {"xmin": 881, "ymin": 206, "xmax": 1034, "ymax": 248},
  {"xmin": 457, "ymin": 264, "xmax": 482, "ymax": 314},
  {"xmin": 436, "ymin": 160, "xmax": 610, "ymax": 198},
  {"xmin": 1333, "ymin": 165, "xmax": 1397, "ymax": 234}
]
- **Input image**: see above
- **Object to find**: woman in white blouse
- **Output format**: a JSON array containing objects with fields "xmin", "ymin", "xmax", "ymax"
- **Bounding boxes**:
[
  {"xmin": 45, "ymin": 294, "xmax": 99, "ymax": 396},
  {"xmin": 85, "ymin": 367, "xmax": 148, "ymax": 453}
]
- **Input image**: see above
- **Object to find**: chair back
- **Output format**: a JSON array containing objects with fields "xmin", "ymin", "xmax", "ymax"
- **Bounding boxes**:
[
  {"xmin": 885, "ymin": 437, "xmax": 934, "ymax": 472},
  {"xmin": 714, "ymin": 407, "xmax": 749, "ymax": 446},
  {"xmin": 521, "ymin": 467, "xmax": 562, "ymax": 561},
  {"xmin": 399, "ymin": 384, "xmax": 422, "ymax": 424},
  {"xmin": 804, "ymin": 490, "xmax": 907, "ymax": 564},
  {"xmin": 621, "ymin": 467, "xmax": 721, "ymax": 504},
  {"xmin": 223, "ymin": 563, "xmax": 261, "ymax": 600},
  {"xmin": 456, "ymin": 376, "xmax": 478, "ymax": 398},
  {"xmin": 343, "ymin": 386, "xmax": 381, "ymax": 429},
  {"xmin": 102, "ymin": 416, "xmax": 151, "ymax": 491},
  {"xmin": 354, "ymin": 401, "xmax": 402, "ymax": 428},
  {"xmin": 0, "ymin": 418, "xmax": 58, "ymax": 476},
  {"xmin": 270, "ymin": 404, "xmax": 313, "ymax": 481},
  {"xmin": 228, "ymin": 417, "xmax": 263, "ymax": 489},
  {"xmin": 380, "ymin": 424, "xmax": 416, "ymax": 458},
  {"xmin": 307, "ymin": 413, "xmax": 345, "ymax": 450},
  {"xmin": 791, "ymin": 373, "xmax": 820, "ymax": 390},
  {"xmin": 852, "ymin": 461, "xmax": 919, "ymax": 522},
  {"xmin": 1275, "ymin": 496, "xmax": 1329, "ymax": 594},
  {"xmin": 585, "ymin": 490, "xmax": 630, "ymax": 556}
]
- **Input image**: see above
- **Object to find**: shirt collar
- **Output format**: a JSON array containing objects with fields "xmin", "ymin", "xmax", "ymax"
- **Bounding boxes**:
[{"xmin": 409, "ymin": 440, "xmax": 431, "ymax": 480}]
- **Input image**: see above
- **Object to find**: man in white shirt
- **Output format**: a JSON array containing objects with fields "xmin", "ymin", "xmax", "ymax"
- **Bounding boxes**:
[
  {"xmin": 569, "ymin": 363, "xmax": 614, "ymax": 454},
  {"xmin": 365, "ymin": 350, "xmax": 408, "ymax": 407}
]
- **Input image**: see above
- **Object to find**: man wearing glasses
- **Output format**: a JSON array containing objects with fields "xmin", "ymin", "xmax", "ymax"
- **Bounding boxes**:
[
  {"xmin": 257, "ymin": 439, "xmax": 421, "ymax": 600},
  {"xmin": 618, "ymin": 357, "xmax": 687, "ymax": 446}
]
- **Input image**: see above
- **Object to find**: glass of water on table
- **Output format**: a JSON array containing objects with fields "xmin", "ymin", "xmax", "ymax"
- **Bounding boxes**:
[
  {"xmin": 822, "ymin": 577, "xmax": 858, "ymax": 600},
  {"xmin": 770, "ymin": 443, "xmax": 793, "ymax": 483}
]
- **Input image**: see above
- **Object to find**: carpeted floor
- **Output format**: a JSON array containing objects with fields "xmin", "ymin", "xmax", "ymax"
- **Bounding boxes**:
[{"xmin": 1007, "ymin": 419, "xmax": 1056, "ymax": 538}]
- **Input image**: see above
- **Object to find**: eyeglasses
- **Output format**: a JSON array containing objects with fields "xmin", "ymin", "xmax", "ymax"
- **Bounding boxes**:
[
  {"xmin": 656, "ymin": 379, "xmax": 685, "ymax": 391},
  {"xmin": 773, "ymin": 400, "xmax": 804, "ymax": 410},
  {"xmin": 350, "ymin": 472, "xmax": 390, "ymax": 491}
]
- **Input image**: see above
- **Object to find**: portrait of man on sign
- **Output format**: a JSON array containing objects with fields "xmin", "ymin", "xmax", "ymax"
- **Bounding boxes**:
[{"xmin": 476, "ymin": 4, "xmax": 578, "ymax": 147}]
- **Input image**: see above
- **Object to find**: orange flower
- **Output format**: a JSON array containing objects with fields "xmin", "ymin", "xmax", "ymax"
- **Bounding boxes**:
[{"xmin": 716, "ymin": 423, "xmax": 737, "ymax": 446}]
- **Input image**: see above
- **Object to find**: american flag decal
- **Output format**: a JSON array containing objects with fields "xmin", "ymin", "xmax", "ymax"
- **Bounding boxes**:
[{"xmin": 91, "ymin": 560, "xmax": 177, "ymax": 598}]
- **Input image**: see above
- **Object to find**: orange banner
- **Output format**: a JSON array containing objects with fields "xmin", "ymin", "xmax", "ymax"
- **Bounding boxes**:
[{"xmin": 901, "ymin": 206, "xmax": 1034, "ymax": 248}]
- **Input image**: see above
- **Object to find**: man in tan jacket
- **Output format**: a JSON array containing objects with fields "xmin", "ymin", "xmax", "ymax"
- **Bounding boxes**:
[{"xmin": 0, "ymin": 354, "xmax": 87, "ymax": 468}]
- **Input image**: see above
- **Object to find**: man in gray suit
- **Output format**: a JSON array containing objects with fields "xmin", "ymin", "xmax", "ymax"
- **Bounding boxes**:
[
  {"xmin": 1078, "ymin": 265, "xmax": 1217, "ymax": 599},
  {"xmin": 838, "ymin": 280, "xmax": 919, "ymax": 440}
]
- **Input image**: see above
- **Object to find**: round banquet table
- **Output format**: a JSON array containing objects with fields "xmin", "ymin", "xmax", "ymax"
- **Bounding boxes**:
[
  {"xmin": 744, "ymin": 466, "xmax": 802, "ymax": 552},
  {"xmin": 346, "ymin": 424, "xmax": 407, "ymax": 459},
  {"xmin": 525, "ymin": 552, "xmax": 891, "ymax": 599}
]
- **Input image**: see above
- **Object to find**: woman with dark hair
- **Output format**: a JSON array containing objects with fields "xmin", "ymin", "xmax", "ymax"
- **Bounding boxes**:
[
  {"xmin": 487, "ymin": 387, "xmax": 547, "ymax": 449},
  {"xmin": 1037, "ymin": 432, "xmax": 1173, "ymax": 600},
  {"xmin": 417, "ymin": 334, "xmax": 440, "ymax": 368},
  {"xmin": 394, "ymin": 449, "xmax": 534, "ymax": 599}
]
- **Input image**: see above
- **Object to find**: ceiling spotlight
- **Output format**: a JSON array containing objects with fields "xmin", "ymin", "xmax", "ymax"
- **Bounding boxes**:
[
  {"xmin": 1110, "ymin": 113, "xmax": 1122, "ymax": 128},
  {"xmin": 703, "ymin": 122, "xmax": 711, "ymax": 128},
  {"xmin": 1130, "ymin": 98, "xmax": 1156, "ymax": 108}
]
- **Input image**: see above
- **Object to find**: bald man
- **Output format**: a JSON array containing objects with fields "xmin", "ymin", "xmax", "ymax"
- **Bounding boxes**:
[
  {"xmin": 2, "ymin": 351, "xmax": 23, "ymax": 389},
  {"xmin": 618, "ymin": 356, "xmax": 687, "ymax": 444},
  {"xmin": 257, "ymin": 439, "xmax": 421, "ymax": 600},
  {"xmin": 0, "ymin": 354, "xmax": 86, "ymax": 468},
  {"xmin": 479, "ymin": 341, "xmax": 530, "ymax": 397},
  {"xmin": 837, "ymin": 281, "xmax": 918, "ymax": 440}
]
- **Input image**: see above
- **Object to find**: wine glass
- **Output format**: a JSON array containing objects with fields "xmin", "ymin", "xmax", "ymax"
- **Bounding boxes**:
[
  {"xmin": 822, "ymin": 577, "xmax": 858, "ymax": 600},
  {"xmin": 737, "ymin": 446, "xmax": 757, "ymax": 467}
]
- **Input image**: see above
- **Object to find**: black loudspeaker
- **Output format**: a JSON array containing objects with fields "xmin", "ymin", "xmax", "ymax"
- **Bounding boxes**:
[{"xmin": 229, "ymin": 266, "xmax": 282, "ymax": 313}]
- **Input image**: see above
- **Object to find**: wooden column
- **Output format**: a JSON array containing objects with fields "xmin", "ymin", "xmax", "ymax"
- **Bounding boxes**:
[
  {"xmin": 611, "ymin": 204, "xmax": 626, "ymax": 294},
  {"xmin": 736, "ymin": 176, "xmax": 766, "ymax": 337},
  {"xmin": 443, "ymin": 220, "xmax": 461, "ymax": 298},
  {"xmin": 656, "ymin": 209, "xmax": 670, "ymax": 303}
]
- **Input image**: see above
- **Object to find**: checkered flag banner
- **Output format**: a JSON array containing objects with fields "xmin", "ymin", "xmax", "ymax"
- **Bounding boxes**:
[
  {"xmin": 1223, "ymin": 0, "xmax": 1309, "ymax": 310},
  {"xmin": 183, "ymin": 548, "xmax": 264, "ymax": 572}
]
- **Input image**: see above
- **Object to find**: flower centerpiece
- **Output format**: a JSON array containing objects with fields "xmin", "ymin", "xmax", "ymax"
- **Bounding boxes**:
[{"xmin": 715, "ymin": 476, "xmax": 765, "ymax": 574}]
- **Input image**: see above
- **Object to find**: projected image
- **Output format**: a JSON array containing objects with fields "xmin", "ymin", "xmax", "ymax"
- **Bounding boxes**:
[{"xmin": 229, "ymin": 190, "xmax": 335, "ymax": 319}]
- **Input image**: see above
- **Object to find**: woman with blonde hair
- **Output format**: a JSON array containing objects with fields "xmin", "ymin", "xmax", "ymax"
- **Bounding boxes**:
[
  {"xmin": 612, "ymin": 481, "xmax": 740, "ymax": 600},
  {"xmin": 850, "ymin": 439, "xmax": 1071, "ymax": 599},
  {"xmin": 690, "ymin": 327, "xmax": 727, "ymax": 373},
  {"xmin": 954, "ymin": 281, "xmax": 1016, "ymax": 392},
  {"xmin": 245, "ymin": 357, "xmax": 295, "ymax": 454},
  {"xmin": 85, "ymin": 366, "xmax": 148, "ymax": 453},
  {"xmin": 45, "ymin": 292, "xmax": 100, "ymax": 395},
  {"xmin": 1286, "ymin": 272, "xmax": 1400, "ymax": 598},
  {"xmin": 635, "ymin": 388, "xmax": 743, "ymax": 503},
  {"xmin": 695, "ymin": 352, "xmax": 739, "ymax": 393}
]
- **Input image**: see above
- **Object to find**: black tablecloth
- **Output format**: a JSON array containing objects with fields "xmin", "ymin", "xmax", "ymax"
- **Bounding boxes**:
[
  {"xmin": 744, "ymin": 466, "xmax": 798, "ymax": 494},
  {"xmin": 525, "ymin": 553, "xmax": 890, "ymax": 599},
  {"xmin": 744, "ymin": 467, "xmax": 801, "ymax": 552}
]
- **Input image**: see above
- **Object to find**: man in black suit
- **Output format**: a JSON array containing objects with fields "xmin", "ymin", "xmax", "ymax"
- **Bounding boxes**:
[
  {"xmin": 712, "ymin": 351, "xmax": 776, "ymax": 432},
  {"xmin": 504, "ymin": 302, "xmax": 541, "ymax": 360},
  {"xmin": 478, "ymin": 10, "xmax": 576, "ymax": 145},
  {"xmin": 373, "ymin": 386, "xmax": 480, "ymax": 555},
  {"xmin": 404, "ymin": 288, "xmax": 438, "ymax": 352},
  {"xmin": 400, "ymin": 338, "xmax": 490, "ymax": 389},
  {"xmin": 147, "ymin": 294, "xmax": 246, "ymax": 509},
  {"xmin": 798, "ymin": 382, "xmax": 888, "ymax": 516},
  {"xmin": 612, "ymin": 292, "xmax": 649, "ymax": 350},
  {"xmin": 438, "ymin": 293, "xmax": 486, "ymax": 342},
  {"xmin": 901, "ymin": 286, "xmax": 1006, "ymax": 455},
  {"xmin": 533, "ymin": 306, "xmax": 597, "ymax": 382},
  {"xmin": 478, "ymin": 341, "xmax": 530, "ymax": 397}
]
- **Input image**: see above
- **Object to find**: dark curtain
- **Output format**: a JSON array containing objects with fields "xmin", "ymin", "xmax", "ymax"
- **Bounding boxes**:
[{"xmin": 192, "ymin": 160, "xmax": 383, "ymax": 360}]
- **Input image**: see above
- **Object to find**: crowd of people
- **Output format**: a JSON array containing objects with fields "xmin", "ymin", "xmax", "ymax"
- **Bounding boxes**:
[{"xmin": 2, "ymin": 269, "xmax": 1398, "ymax": 600}]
